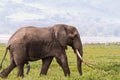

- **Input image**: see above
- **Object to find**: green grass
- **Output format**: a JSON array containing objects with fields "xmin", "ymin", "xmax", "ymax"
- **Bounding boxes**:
[{"xmin": 0, "ymin": 43, "xmax": 120, "ymax": 80}]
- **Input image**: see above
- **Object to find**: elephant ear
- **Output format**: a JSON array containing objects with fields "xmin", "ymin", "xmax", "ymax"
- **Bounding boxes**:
[{"xmin": 54, "ymin": 25, "xmax": 67, "ymax": 48}]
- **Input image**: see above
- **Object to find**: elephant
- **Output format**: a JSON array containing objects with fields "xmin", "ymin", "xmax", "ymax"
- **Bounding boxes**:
[{"xmin": 0, "ymin": 24, "xmax": 83, "ymax": 78}]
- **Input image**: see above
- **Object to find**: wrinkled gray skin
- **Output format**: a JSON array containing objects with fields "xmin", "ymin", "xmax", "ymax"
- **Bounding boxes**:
[{"xmin": 0, "ymin": 24, "xmax": 83, "ymax": 78}]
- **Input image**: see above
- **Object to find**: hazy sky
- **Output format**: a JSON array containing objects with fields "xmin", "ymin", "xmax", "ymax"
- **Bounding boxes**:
[{"xmin": 0, "ymin": 0, "xmax": 120, "ymax": 36}]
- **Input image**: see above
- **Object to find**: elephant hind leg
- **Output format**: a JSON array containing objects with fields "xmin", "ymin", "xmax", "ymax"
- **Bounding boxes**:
[
  {"xmin": 12, "ymin": 44, "xmax": 27, "ymax": 77},
  {"xmin": 14, "ymin": 58, "xmax": 26, "ymax": 77},
  {"xmin": 0, "ymin": 57, "xmax": 16, "ymax": 78}
]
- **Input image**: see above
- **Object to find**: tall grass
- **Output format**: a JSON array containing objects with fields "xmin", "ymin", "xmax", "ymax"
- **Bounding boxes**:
[{"xmin": 0, "ymin": 43, "xmax": 120, "ymax": 80}]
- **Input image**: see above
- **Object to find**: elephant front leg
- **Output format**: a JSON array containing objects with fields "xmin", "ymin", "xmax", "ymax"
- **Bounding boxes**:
[
  {"xmin": 55, "ymin": 54, "xmax": 70, "ymax": 76},
  {"xmin": 40, "ymin": 57, "xmax": 53, "ymax": 75},
  {"xmin": 17, "ymin": 64, "xmax": 24, "ymax": 77}
]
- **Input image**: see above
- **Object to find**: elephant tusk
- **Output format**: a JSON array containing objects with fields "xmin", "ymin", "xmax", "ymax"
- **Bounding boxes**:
[
  {"xmin": 75, "ymin": 49, "xmax": 95, "ymax": 70},
  {"xmin": 75, "ymin": 49, "xmax": 83, "ymax": 61}
]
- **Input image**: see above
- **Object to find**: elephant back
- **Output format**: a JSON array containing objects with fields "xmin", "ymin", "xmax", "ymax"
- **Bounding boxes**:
[
  {"xmin": 6, "ymin": 27, "xmax": 34, "ymax": 47},
  {"xmin": 6, "ymin": 26, "xmax": 53, "ymax": 48}
]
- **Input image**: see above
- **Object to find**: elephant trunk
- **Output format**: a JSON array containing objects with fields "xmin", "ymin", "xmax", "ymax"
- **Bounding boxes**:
[
  {"xmin": 75, "ymin": 48, "xmax": 83, "ymax": 75},
  {"xmin": 72, "ymin": 38, "xmax": 83, "ymax": 75}
]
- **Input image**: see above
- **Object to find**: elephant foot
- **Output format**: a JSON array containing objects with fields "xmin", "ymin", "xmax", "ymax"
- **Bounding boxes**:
[
  {"xmin": 79, "ymin": 71, "xmax": 82, "ymax": 76},
  {"xmin": 64, "ymin": 73, "xmax": 70, "ymax": 77},
  {"xmin": 0, "ymin": 72, "xmax": 8, "ymax": 78},
  {"xmin": 17, "ymin": 75, "xmax": 24, "ymax": 78},
  {"xmin": 40, "ymin": 73, "xmax": 47, "ymax": 76}
]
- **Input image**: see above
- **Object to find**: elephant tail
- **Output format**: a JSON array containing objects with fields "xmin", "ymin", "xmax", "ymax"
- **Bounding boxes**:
[{"xmin": 0, "ymin": 47, "xmax": 9, "ymax": 70}]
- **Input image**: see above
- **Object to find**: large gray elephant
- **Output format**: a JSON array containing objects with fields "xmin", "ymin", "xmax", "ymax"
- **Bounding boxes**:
[{"xmin": 0, "ymin": 24, "xmax": 83, "ymax": 78}]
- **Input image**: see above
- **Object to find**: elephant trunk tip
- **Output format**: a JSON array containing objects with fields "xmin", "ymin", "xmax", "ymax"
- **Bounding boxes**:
[{"xmin": 75, "ymin": 49, "xmax": 95, "ymax": 70}]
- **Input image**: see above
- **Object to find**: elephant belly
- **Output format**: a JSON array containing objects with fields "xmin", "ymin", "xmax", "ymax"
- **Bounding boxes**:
[
  {"xmin": 28, "ymin": 49, "xmax": 44, "ymax": 61},
  {"xmin": 28, "ymin": 53, "xmax": 42, "ymax": 61},
  {"xmin": 28, "ymin": 43, "xmax": 50, "ymax": 61}
]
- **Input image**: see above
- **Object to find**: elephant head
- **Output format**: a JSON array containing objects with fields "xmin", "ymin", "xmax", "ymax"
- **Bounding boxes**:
[{"xmin": 54, "ymin": 24, "xmax": 83, "ymax": 75}]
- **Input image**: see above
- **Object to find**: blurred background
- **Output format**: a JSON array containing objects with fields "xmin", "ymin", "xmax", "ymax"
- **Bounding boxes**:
[{"xmin": 0, "ymin": 0, "xmax": 120, "ymax": 43}]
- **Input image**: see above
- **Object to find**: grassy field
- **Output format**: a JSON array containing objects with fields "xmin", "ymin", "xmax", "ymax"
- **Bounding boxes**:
[{"xmin": 0, "ymin": 43, "xmax": 120, "ymax": 80}]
